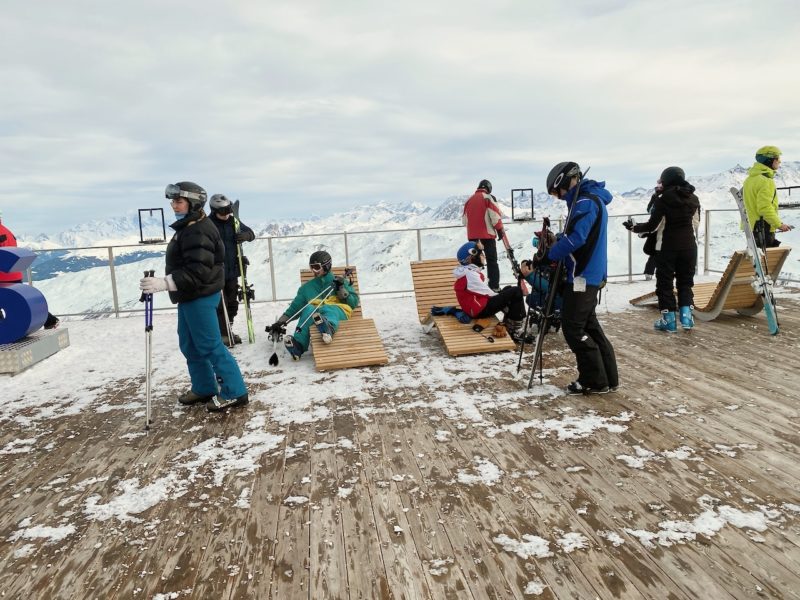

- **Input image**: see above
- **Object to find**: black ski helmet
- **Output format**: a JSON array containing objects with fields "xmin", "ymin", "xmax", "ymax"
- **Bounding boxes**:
[
  {"xmin": 209, "ymin": 194, "xmax": 232, "ymax": 211},
  {"xmin": 478, "ymin": 179, "xmax": 492, "ymax": 193},
  {"xmin": 309, "ymin": 250, "xmax": 332, "ymax": 274},
  {"xmin": 659, "ymin": 166, "xmax": 686, "ymax": 188},
  {"xmin": 546, "ymin": 162, "xmax": 581, "ymax": 194},
  {"xmin": 166, "ymin": 181, "xmax": 207, "ymax": 210}
]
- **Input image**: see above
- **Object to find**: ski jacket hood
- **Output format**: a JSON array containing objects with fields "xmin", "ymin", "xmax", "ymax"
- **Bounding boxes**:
[
  {"xmin": 747, "ymin": 162, "xmax": 775, "ymax": 179},
  {"xmin": 548, "ymin": 180, "xmax": 611, "ymax": 286}
]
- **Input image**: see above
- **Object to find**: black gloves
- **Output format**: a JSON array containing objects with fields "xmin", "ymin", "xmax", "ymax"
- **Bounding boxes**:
[
  {"xmin": 623, "ymin": 218, "xmax": 635, "ymax": 231},
  {"xmin": 333, "ymin": 276, "xmax": 349, "ymax": 301},
  {"xmin": 267, "ymin": 315, "xmax": 289, "ymax": 335},
  {"xmin": 496, "ymin": 228, "xmax": 505, "ymax": 241},
  {"xmin": 235, "ymin": 232, "xmax": 251, "ymax": 243}
]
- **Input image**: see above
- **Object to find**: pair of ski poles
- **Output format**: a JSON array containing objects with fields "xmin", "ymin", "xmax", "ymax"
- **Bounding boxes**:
[
  {"xmin": 139, "ymin": 270, "xmax": 155, "ymax": 431},
  {"xmin": 267, "ymin": 276, "xmax": 346, "ymax": 365}
]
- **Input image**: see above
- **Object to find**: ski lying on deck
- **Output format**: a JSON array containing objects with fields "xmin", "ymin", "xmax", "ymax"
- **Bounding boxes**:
[{"xmin": 729, "ymin": 186, "xmax": 779, "ymax": 335}]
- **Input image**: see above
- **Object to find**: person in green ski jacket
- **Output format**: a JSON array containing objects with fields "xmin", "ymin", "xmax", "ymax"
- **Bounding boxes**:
[
  {"xmin": 742, "ymin": 145, "xmax": 794, "ymax": 247},
  {"xmin": 267, "ymin": 250, "xmax": 359, "ymax": 360}
]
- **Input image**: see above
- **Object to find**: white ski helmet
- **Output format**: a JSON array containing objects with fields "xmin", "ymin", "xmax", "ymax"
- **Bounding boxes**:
[{"xmin": 210, "ymin": 194, "xmax": 232, "ymax": 212}]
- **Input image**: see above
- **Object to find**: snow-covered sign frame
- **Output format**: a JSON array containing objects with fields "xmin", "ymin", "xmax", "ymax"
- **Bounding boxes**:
[
  {"xmin": 511, "ymin": 188, "xmax": 534, "ymax": 221},
  {"xmin": 137, "ymin": 208, "xmax": 167, "ymax": 244}
]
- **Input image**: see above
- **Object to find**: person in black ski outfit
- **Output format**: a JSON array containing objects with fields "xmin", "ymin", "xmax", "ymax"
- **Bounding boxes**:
[
  {"xmin": 624, "ymin": 167, "xmax": 700, "ymax": 332},
  {"xmin": 208, "ymin": 194, "xmax": 255, "ymax": 345}
]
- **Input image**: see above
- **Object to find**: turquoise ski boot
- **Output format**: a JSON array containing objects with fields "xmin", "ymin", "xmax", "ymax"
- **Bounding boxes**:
[
  {"xmin": 679, "ymin": 306, "xmax": 694, "ymax": 331},
  {"xmin": 654, "ymin": 310, "xmax": 677, "ymax": 333}
]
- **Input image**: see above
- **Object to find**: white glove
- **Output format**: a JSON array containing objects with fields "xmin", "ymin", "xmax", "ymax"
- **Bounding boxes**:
[{"xmin": 139, "ymin": 274, "xmax": 177, "ymax": 294}]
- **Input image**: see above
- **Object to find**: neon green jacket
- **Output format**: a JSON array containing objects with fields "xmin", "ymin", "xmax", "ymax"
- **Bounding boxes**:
[{"xmin": 742, "ymin": 162, "xmax": 782, "ymax": 229}]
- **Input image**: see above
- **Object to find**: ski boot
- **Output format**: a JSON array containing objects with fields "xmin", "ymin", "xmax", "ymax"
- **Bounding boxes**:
[
  {"xmin": 504, "ymin": 318, "xmax": 531, "ymax": 344},
  {"xmin": 679, "ymin": 306, "xmax": 694, "ymax": 331},
  {"xmin": 206, "ymin": 393, "xmax": 249, "ymax": 412},
  {"xmin": 654, "ymin": 310, "xmax": 677, "ymax": 333},
  {"xmin": 313, "ymin": 313, "xmax": 334, "ymax": 344},
  {"xmin": 178, "ymin": 389, "xmax": 215, "ymax": 406},
  {"xmin": 284, "ymin": 335, "xmax": 304, "ymax": 360},
  {"xmin": 566, "ymin": 381, "xmax": 610, "ymax": 395}
]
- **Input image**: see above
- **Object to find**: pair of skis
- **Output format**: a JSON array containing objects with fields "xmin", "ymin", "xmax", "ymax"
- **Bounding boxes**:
[
  {"xmin": 729, "ymin": 187, "xmax": 780, "ymax": 335},
  {"xmin": 231, "ymin": 200, "xmax": 255, "ymax": 344}
]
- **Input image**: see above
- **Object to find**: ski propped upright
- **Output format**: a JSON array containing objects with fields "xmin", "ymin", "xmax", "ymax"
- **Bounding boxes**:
[
  {"xmin": 232, "ymin": 200, "xmax": 256, "ymax": 343},
  {"xmin": 729, "ymin": 186, "xmax": 779, "ymax": 335}
]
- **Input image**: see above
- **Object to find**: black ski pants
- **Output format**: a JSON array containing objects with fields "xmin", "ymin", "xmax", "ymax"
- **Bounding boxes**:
[
  {"xmin": 470, "ymin": 237, "xmax": 499, "ymax": 290},
  {"xmin": 561, "ymin": 284, "xmax": 618, "ymax": 389},
  {"xmin": 477, "ymin": 285, "xmax": 525, "ymax": 321},
  {"xmin": 655, "ymin": 247, "xmax": 696, "ymax": 311},
  {"xmin": 216, "ymin": 277, "xmax": 240, "ymax": 333},
  {"xmin": 753, "ymin": 219, "xmax": 780, "ymax": 248}
]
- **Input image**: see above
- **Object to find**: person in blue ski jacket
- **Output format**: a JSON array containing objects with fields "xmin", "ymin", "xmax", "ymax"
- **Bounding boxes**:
[
  {"xmin": 209, "ymin": 194, "xmax": 255, "ymax": 345},
  {"xmin": 267, "ymin": 250, "xmax": 359, "ymax": 361},
  {"xmin": 139, "ymin": 181, "xmax": 248, "ymax": 412},
  {"xmin": 543, "ymin": 162, "xmax": 618, "ymax": 395}
]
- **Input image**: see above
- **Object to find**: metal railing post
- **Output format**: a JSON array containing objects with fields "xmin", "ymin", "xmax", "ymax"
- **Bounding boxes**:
[
  {"xmin": 108, "ymin": 247, "xmax": 120, "ymax": 318},
  {"xmin": 268, "ymin": 237, "xmax": 277, "ymax": 302},
  {"xmin": 416, "ymin": 229, "xmax": 422, "ymax": 261},
  {"xmin": 704, "ymin": 210, "xmax": 710, "ymax": 275},
  {"xmin": 344, "ymin": 232, "xmax": 350, "ymax": 266}
]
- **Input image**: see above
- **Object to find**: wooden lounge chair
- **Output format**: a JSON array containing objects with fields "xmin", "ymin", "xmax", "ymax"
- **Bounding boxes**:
[
  {"xmin": 299, "ymin": 266, "xmax": 388, "ymax": 371},
  {"xmin": 629, "ymin": 246, "xmax": 792, "ymax": 322},
  {"xmin": 410, "ymin": 258, "xmax": 516, "ymax": 356}
]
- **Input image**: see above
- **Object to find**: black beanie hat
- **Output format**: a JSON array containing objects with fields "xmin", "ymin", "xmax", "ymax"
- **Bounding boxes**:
[{"xmin": 660, "ymin": 166, "xmax": 685, "ymax": 188}]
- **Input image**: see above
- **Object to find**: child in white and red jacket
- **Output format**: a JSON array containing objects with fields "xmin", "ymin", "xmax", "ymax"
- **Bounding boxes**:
[{"xmin": 452, "ymin": 242, "xmax": 526, "ymax": 339}]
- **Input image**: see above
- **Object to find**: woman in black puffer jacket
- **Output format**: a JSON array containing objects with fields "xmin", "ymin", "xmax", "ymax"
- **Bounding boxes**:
[{"xmin": 625, "ymin": 167, "xmax": 701, "ymax": 332}]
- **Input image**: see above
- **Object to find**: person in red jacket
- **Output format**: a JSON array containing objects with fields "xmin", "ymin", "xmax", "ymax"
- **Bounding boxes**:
[
  {"xmin": 0, "ymin": 215, "xmax": 59, "ymax": 329},
  {"xmin": 453, "ymin": 242, "xmax": 526, "ymax": 340},
  {"xmin": 462, "ymin": 179, "xmax": 504, "ymax": 291}
]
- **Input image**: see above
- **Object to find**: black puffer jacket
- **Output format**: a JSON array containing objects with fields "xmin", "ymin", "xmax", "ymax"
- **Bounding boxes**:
[
  {"xmin": 632, "ymin": 183, "xmax": 700, "ymax": 252},
  {"xmin": 210, "ymin": 213, "xmax": 255, "ymax": 281},
  {"xmin": 165, "ymin": 210, "xmax": 225, "ymax": 304}
]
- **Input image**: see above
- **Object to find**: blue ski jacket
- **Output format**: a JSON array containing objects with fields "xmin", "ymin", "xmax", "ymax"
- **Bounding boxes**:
[{"xmin": 547, "ymin": 180, "xmax": 613, "ymax": 286}]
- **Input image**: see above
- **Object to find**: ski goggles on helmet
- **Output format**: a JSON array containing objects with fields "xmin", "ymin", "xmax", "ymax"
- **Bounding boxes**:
[
  {"xmin": 309, "ymin": 262, "xmax": 325, "ymax": 272},
  {"xmin": 214, "ymin": 205, "xmax": 233, "ymax": 215},
  {"xmin": 165, "ymin": 183, "xmax": 204, "ymax": 202}
]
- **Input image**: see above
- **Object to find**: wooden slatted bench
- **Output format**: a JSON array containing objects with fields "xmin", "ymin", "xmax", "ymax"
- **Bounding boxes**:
[
  {"xmin": 410, "ymin": 258, "xmax": 516, "ymax": 356},
  {"xmin": 299, "ymin": 266, "xmax": 388, "ymax": 371},
  {"xmin": 629, "ymin": 247, "xmax": 792, "ymax": 322}
]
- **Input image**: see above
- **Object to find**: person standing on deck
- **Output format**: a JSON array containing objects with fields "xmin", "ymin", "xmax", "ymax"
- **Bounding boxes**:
[
  {"xmin": 742, "ymin": 146, "xmax": 794, "ymax": 248},
  {"xmin": 462, "ymin": 179, "xmax": 505, "ymax": 292}
]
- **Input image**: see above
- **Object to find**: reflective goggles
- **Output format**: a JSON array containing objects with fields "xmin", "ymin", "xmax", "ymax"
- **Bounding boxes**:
[
  {"xmin": 467, "ymin": 246, "xmax": 482, "ymax": 256},
  {"xmin": 165, "ymin": 183, "xmax": 204, "ymax": 202},
  {"xmin": 309, "ymin": 262, "xmax": 325, "ymax": 272},
  {"xmin": 214, "ymin": 205, "xmax": 233, "ymax": 215}
]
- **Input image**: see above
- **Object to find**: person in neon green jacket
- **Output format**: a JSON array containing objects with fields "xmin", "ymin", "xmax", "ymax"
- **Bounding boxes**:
[
  {"xmin": 266, "ymin": 250, "xmax": 359, "ymax": 360},
  {"xmin": 742, "ymin": 145, "xmax": 794, "ymax": 247}
]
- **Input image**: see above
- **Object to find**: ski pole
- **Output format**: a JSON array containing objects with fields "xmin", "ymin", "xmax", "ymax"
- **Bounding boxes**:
[
  {"xmin": 268, "ymin": 318, "xmax": 281, "ymax": 367},
  {"xmin": 295, "ymin": 287, "xmax": 336, "ymax": 333},
  {"xmin": 220, "ymin": 295, "xmax": 234, "ymax": 347},
  {"xmin": 139, "ymin": 269, "xmax": 155, "ymax": 430},
  {"xmin": 284, "ymin": 285, "xmax": 334, "ymax": 322}
]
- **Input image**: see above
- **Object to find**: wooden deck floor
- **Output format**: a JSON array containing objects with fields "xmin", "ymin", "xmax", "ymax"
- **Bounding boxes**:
[{"xmin": 2, "ymin": 295, "xmax": 800, "ymax": 599}]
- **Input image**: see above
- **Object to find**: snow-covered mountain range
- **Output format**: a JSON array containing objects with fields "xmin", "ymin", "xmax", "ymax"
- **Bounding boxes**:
[{"xmin": 16, "ymin": 163, "xmax": 800, "ymax": 316}]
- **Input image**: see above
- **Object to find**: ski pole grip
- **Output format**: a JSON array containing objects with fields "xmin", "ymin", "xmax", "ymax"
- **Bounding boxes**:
[{"xmin": 139, "ymin": 270, "xmax": 156, "ymax": 302}]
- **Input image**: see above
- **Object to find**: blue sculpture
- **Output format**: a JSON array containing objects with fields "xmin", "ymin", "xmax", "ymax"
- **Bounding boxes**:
[{"xmin": 0, "ymin": 247, "xmax": 48, "ymax": 343}]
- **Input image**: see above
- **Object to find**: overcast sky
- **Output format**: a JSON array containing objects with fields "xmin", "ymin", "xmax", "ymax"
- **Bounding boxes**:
[{"xmin": 2, "ymin": 0, "xmax": 799, "ymax": 236}]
